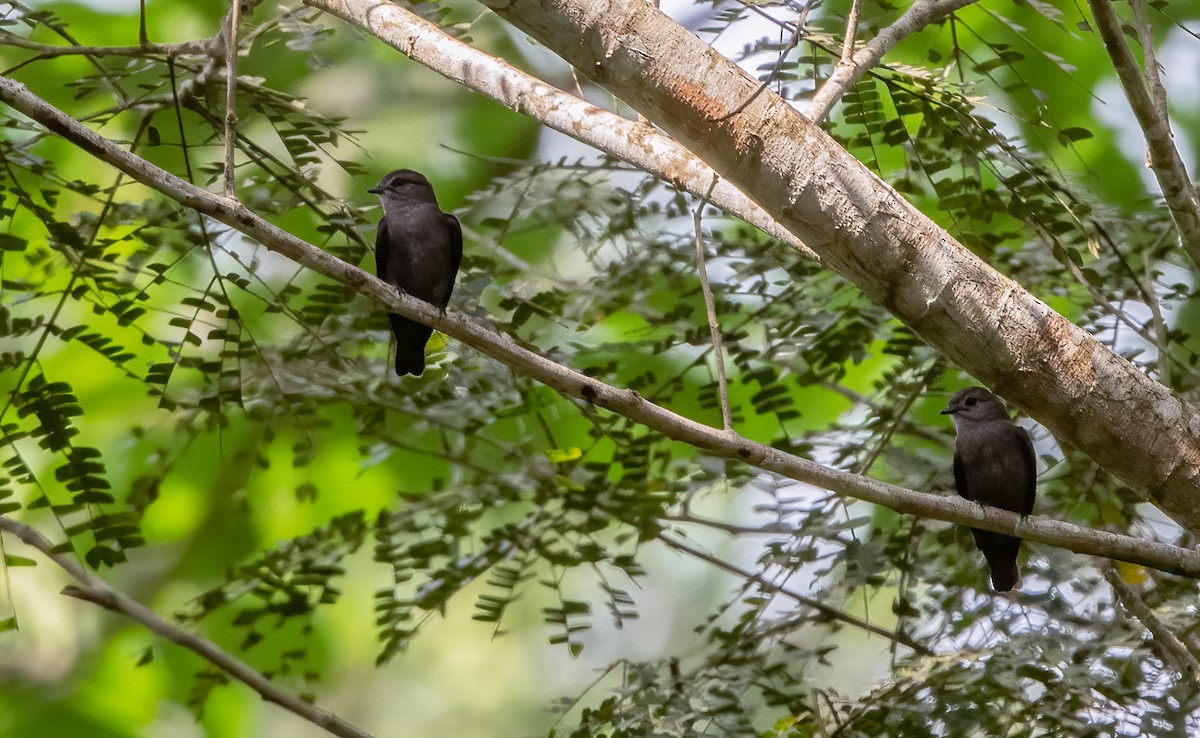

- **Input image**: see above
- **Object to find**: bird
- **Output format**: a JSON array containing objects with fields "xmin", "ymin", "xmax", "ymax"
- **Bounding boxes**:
[
  {"xmin": 368, "ymin": 169, "xmax": 463, "ymax": 376},
  {"xmin": 941, "ymin": 386, "xmax": 1037, "ymax": 591}
]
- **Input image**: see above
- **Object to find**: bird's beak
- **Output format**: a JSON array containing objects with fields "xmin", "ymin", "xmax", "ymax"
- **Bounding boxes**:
[
  {"xmin": 940, "ymin": 405, "xmax": 956, "ymax": 415},
  {"xmin": 367, "ymin": 187, "xmax": 383, "ymax": 194}
]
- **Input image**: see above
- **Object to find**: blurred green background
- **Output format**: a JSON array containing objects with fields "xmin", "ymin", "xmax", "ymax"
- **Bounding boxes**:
[{"xmin": 3, "ymin": 0, "xmax": 1200, "ymax": 735}]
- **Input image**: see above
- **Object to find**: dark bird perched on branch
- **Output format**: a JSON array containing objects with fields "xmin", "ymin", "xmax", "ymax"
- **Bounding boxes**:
[
  {"xmin": 369, "ymin": 169, "xmax": 463, "ymax": 376},
  {"xmin": 941, "ymin": 387, "xmax": 1037, "ymax": 591}
]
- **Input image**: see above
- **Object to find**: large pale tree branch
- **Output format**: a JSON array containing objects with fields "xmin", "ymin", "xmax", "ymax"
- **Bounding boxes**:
[
  {"xmin": 469, "ymin": 0, "xmax": 1200, "ymax": 535},
  {"xmin": 3, "ymin": 76, "xmax": 1199, "ymax": 581}
]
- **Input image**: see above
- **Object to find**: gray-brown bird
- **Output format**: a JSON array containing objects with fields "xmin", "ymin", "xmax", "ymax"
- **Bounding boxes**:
[
  {"xmin": 369, "ymin": 169, "xmax": 462, "ymax": 376},
  {"xmin": 941, "ymin": 387, "xmax": 1036, "ymax": 591}
]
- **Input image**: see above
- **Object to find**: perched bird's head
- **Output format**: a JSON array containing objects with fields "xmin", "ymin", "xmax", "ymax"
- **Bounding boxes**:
[
  {"xmin": 940, "ymin": 386, "xmax": 1011, "ymax": 425},
  {"xmin": 369, "ymin": 169, "xmax": 439, "ymax": 213}
]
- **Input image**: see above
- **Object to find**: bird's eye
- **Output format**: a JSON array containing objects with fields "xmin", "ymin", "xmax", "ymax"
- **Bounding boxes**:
[{"xmin": 965, "ymin": 398, "xmax": 977, "ymax": 406}]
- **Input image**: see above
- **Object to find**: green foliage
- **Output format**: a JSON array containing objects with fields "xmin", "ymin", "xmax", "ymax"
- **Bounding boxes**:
[{"xmin": 0, "ymin": 0, "xmax": 1199, "ymax": 736}]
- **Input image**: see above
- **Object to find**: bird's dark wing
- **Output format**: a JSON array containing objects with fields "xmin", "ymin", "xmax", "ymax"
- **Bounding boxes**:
[
  {"xmin": 374, "ymin": 218, "xmax": 391, "ymax": 280},
  {"xmin": 952, "ymin": 451, "xmax": 972, "ymax": 501},
  {"xmin": 446, "ymin": 214, "xmax": 463, "ymax": 272},
  {"xmin": 1016, "ymin": 426, "xmax": 1037, "ymax": 515},
  {"xmin": 440, "ymin": 213, "xmax": 463, "ymax": 309}
]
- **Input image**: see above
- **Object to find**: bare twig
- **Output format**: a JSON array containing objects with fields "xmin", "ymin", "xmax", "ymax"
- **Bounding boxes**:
[
  {"xmin": 711, "ymin": 0, "xmax": 816, "ymax": 123},
  {"xmin": 4, "ymin": 75, "xmax": 1200, "ymax": 579},
  {"xmin": 0, "ymin": 35, "xmax": 209, "ymax": 57},
  {"xmin": 663, "ymin": 512, "xmax": 792, "ymax": 537},
  {"xmin": 1143, "ymin": 253, "xmax": 1173, "ymax": 386},
  {"xmin": 658, "ymin": 532, "xmax": 936, "ymax": 656},
  {"xmin": 807, "ymin": 0, "xmax": 980, "ymax": 122},
  {"xmin": 0, "ymin": 516, "xmax": 373, "ymax": 738},
  {"xmin": 1107, "ymin": 568, "xmax": 1200, "ymax": 682},
  {"xmin": 1089, "ymin": 0, "xmax": 1200, "ymax": 269},
  {"xmin": 692, "ymin": 175, "xmax": 733, "ymax": 432},
  {"xmin": 1130, "ymin": 0, "xmax": 1169, "ymax": 120},
  {"xmin": 223, "ymin": 0, "xmax": 241, "ymax": 198},
  {"xmin": 814, "ymin": 688, "xmax": 847, "ymax": 734},
  {"xmin": 821, "ymin": 382, "xmax": 945, "ymax": 443},
  {"xmin": 838, "ymin": 0, "xmax": 862, "ymax": 65},
  {"xmin": 138, "ymin": 0, "xmax": 149, "ymax": 46}
]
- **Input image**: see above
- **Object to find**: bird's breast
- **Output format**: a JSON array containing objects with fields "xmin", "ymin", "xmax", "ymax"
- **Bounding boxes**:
[
  {"xmin": 381, "ymin": 205, "xmax": 457, "ymax": 301},
  {"xmin": 954, "ymin": 425, "xmax": 1032, "ymax": 511}
]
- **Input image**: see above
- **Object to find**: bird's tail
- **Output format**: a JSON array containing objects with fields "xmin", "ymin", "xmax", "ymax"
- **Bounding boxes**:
[
  {"xmin": 972, "ymin": 530, "xmax": 1023, "ymax": 592},
  {"xmin": 389, "ymin": 313, "xmax": 434, "ymax": 377},
  {"xmin": 987, "ymin": 555, "xmax": 1021, "ymax": 592}
]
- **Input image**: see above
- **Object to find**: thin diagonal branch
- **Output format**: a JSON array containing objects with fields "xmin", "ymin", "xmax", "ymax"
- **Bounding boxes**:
[
  {"xmin": 223, "ymin": 0, "xmax": 241, "ymax": 198},
  {"xmin": 1129, "ymin": 0, "xmax": 1169, "ymax": 124},
  {"xmin": 1107, "ymin": 568, "xmax": 1200, "ymax": 682},
  {"xmin": 807, "ymin": 0, "xmax": 980, "ymax": 123},
  {"xmin": 4, "ymin": 75, "xmax": 1200, "ymax": 581},
  {"xmin": 692, "ymin": 175, "xmax": 732, "ymax": 432},
  {"xmin": 1089, "ymin": 0, "xmax": 1200, "ymax": 269},
  {"xmin": 0, "ymin": 516, "xmax": 373, "ymax": 738},
  {"xmin": 658, "ymin": 532, "xmax": 936, "ymax": 657},
  {"xmin": 711, "ymin": 0, "xmax": 816, "ymax": 123},
  {"xmin": 0, "ymin": 35, "xmax": 209, "ymax": 57}
]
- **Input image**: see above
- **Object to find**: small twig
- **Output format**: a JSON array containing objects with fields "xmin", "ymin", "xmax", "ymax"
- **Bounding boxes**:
[
  {"xmin": 223, "ymin": 0, "xmax": 241, "ymax": 198},
  {"xmin": 1129, "ymin": 0, "xmax": 1169, "ymax": 120},
  {"xmin": 1088, "ymin": 0, "xmax": 1200, "ymax": 270},
  {"xmin": 659, "ymin": 532, "xmax": 936, "ymax": 657},
  {"xmin": 138, "ymin": 0, "xmax": 149, "ymax": 46},
  {"xmin": 692, "ymin": 175, "xmax": 732, "ymax": 432},
  {"xmin": 807, "ymin": 0, "xmax": 980, "ymax": 123},
  {"xmin": 1107, "ymin": 568, "xmax": 1200, "ymax": 682},
  {"xmin": 663, "ymin": 512, "xmax": 792, "ymax": 537},
  {"xmin": 544, "ymin": 660, "xmax": 627, "ymax": 734},
  {"xmin": 1143, "ymin": 254, "xmax": 1173, "ymax": 387},
  {"xmin": 814, "ymin": 688, "xmax": 846, "ymax": 734},
  {"xmin": 711, "ymin": 0, "xmax": 816, "ymax": 123},
  {"xmin": 821, "ymin": 381, "xmax": 945, "ymax": 443},
  {"xmin": 852, "ymin": 366, "xmax": 938, "ymax": 475},
  {"xmin": 838, "ymin": 0, "xmax": 862, "ymax": 65},
  {"xmin": 0, "ymin": 34, "xmax": 210, "ymax": 58},
  {"xmin": 0, "ymin": 516, "xmax": 373, "ymax": 738}
]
